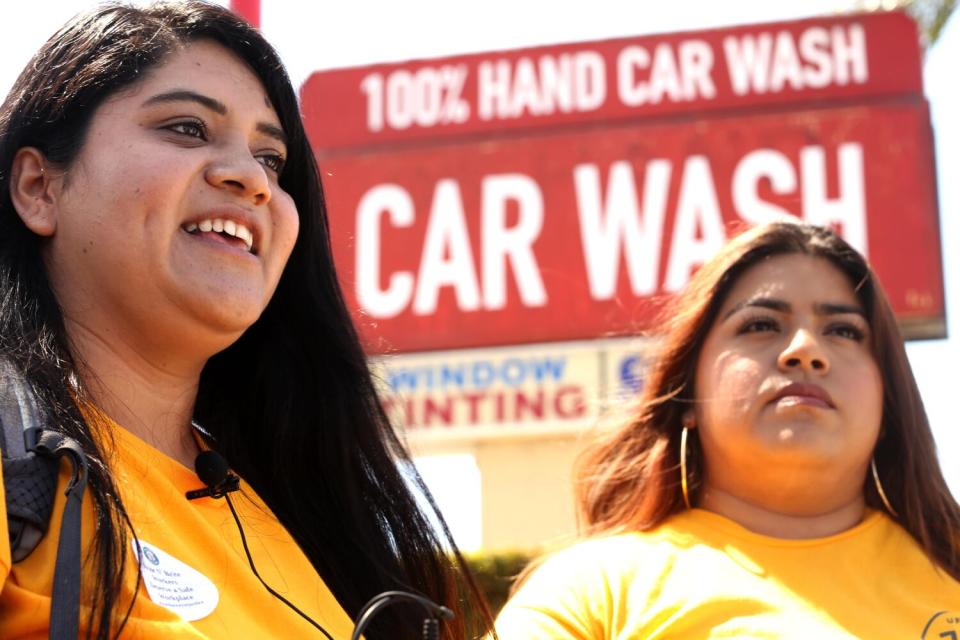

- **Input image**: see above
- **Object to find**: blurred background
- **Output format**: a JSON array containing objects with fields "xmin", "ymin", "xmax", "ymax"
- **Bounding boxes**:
[{"xmin": 3, "ymin": 2, "xmax": 955, "ymax": 588}]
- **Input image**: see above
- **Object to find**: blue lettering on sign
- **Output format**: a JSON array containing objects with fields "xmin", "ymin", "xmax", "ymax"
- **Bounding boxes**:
[
  {"xmin": 619, "ymin": 355, "xmax": 646, "ymax": 394},
  {"xmin": 386, "ymin": 369, "xmax": 421, "ymax": 393},
  {"xmin": 472, "ymin": 361, "xmax": 496, "ymax": 388},
  {"xmin": 531, "ymin": 357, "xmax": 566, "ymax": 383},
  {"xmin": 385, "ymin": 356, "xmax": 568, "ymax": 392},
  {"xmin": 440, "ymin": 366, "xmax": 464, "ymax": 387},
  {"xmin": 501, "ymin": 359, "xmax": 525, "ymax": 386}
]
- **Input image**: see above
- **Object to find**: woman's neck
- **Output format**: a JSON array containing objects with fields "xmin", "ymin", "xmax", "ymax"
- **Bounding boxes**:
[
  {"xmin": 697, "ymin": 486, "xmax": 867, "ymax": 539},
  {"xmin": 65, "ymin": 316, "xmax": 203, "ymax": 468}
]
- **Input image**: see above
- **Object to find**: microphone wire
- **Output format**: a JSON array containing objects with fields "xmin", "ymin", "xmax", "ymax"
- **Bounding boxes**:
[
  {"xmin": 351, "ymin": 590, "xmax": 454, "ymax": 640},
  {"xmin": 190, "ymin": 448, "xmax": 453, "ymax": 639},
  {"xmin": 223, "ymin": 493, "xmax": 335, "ymax": 640}
]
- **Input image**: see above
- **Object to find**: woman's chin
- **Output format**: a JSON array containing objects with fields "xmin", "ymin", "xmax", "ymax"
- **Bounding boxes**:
[
  {"xmin": 752, "ymin": 423, "xmax": 849, "ymax": 465},
  {"xmin": 167, "ymin": 294, "xmax": 267, "ymax": 353}
]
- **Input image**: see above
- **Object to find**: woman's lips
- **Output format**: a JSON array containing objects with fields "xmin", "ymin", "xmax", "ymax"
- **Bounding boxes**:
[
  {"xmin": 771, "ymin": 382, "xmax": 835, "ymax": 409},
  {"xmin": 182, "ymin": 227, "xmax": 257, "ymax": 259}
]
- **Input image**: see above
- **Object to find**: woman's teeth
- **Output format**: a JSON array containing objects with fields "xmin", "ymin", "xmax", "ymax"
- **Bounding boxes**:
[{"xmin": 183, "ymin": 218, "xmax": 254, "ymax": 252}]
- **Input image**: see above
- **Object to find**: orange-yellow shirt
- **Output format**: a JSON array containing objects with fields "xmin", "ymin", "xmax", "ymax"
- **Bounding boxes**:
[
  {"xmin": 495, "ymin": 508, "xmax": 960, "ymax": 639},
  {"xmin": 0, "ymin": 416, "xmax": 355, "ymax": 639}
]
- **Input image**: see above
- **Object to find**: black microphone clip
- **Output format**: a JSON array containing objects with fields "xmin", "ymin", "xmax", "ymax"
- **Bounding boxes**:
[
  {"xmin": 186, "ymin": 475, "xmax": 239, "ymax": 500},
  {"xmin": 186, "ymin": 450, "xmax": 241, "ymax": 500}
]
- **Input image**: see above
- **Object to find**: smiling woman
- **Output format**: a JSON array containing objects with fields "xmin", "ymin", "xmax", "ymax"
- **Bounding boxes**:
[
  {"xmin": 494, "ymin": 222, "xmax": 960, "ymax": 639},
  {"xmin": 33, "ymin": 39, "xmax": 300, "ymax": 377},
  {"xmin": 0, "ymin": 3, "xmax": 489, "ymax": 640}
]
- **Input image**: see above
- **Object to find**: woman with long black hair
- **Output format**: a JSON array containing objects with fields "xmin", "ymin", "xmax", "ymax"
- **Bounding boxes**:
[{"xmin": 0, "ymin": 2, "xmax": 489, "ymax": 638}]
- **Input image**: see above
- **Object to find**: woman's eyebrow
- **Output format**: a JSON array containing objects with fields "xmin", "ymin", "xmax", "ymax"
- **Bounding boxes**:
[
  {"xmin": 142, "ymin": 89, "xmax": 287, "ymax": 145},
  {"xmin": 722, "ymin": 297, "xmax": 865, "ymax": 321},
  {"xmin": 257, "ymin": 122, "xmax": 287, "ymax": 146},
  {"xmin": 142, "ymin": 89, "xmax": 226, "ymax": 115},
  {"xmin": 814, "ymin": 302, "xmax": 866, "ymax": 318},
  {"xmin": 722, "ymin": 297, "xmax": 789, "ymax": 321}
]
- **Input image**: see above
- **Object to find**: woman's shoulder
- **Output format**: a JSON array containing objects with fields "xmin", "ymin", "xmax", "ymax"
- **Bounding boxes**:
[
  {"xmin": 549, "ymin": 528, "xmax": 669, "ymax": 564},
  {"xmin": 550, "ymin": 510, "xmax": 710, "ymax": 560},
  {"xmin": 509, "ymin": 522, "xmax": 695, "ymax": 604},
  {"xmin": 494, "ymin": 527, "xmax": 688, "ymax": 639}
]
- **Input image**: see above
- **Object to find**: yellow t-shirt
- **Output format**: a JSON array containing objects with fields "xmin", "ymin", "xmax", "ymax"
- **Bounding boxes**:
[
  {"xmin": 0, "ymin": 416, "xmax": 356, "ymax": 639},
  {"xmin": 495, "ymin": 508, "xmax": 960, "ymax": 639}
]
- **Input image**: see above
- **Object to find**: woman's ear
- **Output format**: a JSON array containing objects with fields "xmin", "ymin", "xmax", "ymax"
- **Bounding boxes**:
[{"xmin": 9, "ymin": 147, "xmax": 59, "ymax": 237}]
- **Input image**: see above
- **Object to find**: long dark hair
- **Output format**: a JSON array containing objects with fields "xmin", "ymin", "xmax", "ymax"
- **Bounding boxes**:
[
  {"xmin": 0, "ymin": 2, "xmax": 490, "ymax": 638},
  {"xmin": 577, "ymin": 222, "xmax": 960, "ymax": 580}
]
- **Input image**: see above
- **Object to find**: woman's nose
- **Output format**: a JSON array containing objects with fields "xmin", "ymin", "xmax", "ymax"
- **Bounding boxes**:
[
  {"xmin": 777, "ymin": 328, "xmax": 829, "ymax": 374},
  {"xmin": 205, "ymin": 145, "xmax": 271, "ymax": 206}
]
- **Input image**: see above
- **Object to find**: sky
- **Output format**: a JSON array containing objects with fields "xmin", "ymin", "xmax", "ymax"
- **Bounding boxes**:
[{"xmin": 1, "ymin": 1, "xmax": 956, "ymax": 532}]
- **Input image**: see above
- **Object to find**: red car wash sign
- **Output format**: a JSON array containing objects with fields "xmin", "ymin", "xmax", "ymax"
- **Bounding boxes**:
[{"xmin": 302, "ymin": 11, "xmax": 944, "ymax": 354}]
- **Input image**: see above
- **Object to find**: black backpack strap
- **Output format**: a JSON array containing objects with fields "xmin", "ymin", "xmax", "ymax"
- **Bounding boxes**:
[
  {"xmin": 33, "ymin": 430, "xmax": 88, "ymax": 640},
  {"xmin": 2, "ymin": 453, "xmax": 59, "ymax": 561},
  {"xmin": 0, "ymin": 360, "xmax": 88, "ymax": 640},
  {"xmin": 0, "ymin": 359, "xmax": 58, "ymax": 560}
]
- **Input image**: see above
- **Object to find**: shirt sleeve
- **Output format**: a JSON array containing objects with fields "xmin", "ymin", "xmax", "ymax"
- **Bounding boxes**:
[
  {"xmin": 495, "ymin": 603, "xmax": 596, "ymax": 639},
  {"xmin": 493, "ymin": 543, "xmax": 614, "ymax": 640}
]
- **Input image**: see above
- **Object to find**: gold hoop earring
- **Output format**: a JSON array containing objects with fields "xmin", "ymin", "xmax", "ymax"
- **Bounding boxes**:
[
  {"xmin": 680, "ymin": 426, "xmax": 692, "ymax": 509},
  {"xmin": 871, "ymin": 457, "xmax": 898, "ymax": 517}
]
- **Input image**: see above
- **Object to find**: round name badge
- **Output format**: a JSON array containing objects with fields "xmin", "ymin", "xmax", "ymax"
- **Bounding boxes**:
[{"xmin": 131, "ymin": 539, "xmax": 219, "ymax": 621}]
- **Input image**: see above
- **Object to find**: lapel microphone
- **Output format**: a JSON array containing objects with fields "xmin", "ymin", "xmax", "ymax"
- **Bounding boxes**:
[
  {"xmin": 183, "ymin": 449, "xmax": 453, "ymax": 639},
  {"xmin": 185, "ymin": 451, "xmax": 240, "ymax": 500},
  {"xmin": 183, "ymin": 449, "xmax": 336, "ymax": 639}
]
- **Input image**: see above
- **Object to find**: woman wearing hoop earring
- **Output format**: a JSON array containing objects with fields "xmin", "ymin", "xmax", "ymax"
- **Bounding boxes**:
[{"xmin": 495, "ymin": 222, "xmax": 960, "ymax": 639}]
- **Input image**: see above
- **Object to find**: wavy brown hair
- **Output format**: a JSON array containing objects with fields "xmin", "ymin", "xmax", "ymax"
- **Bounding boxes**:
[{"xmin": 577, "ymin": 222, "xmax": 960, "ymax": 580}]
